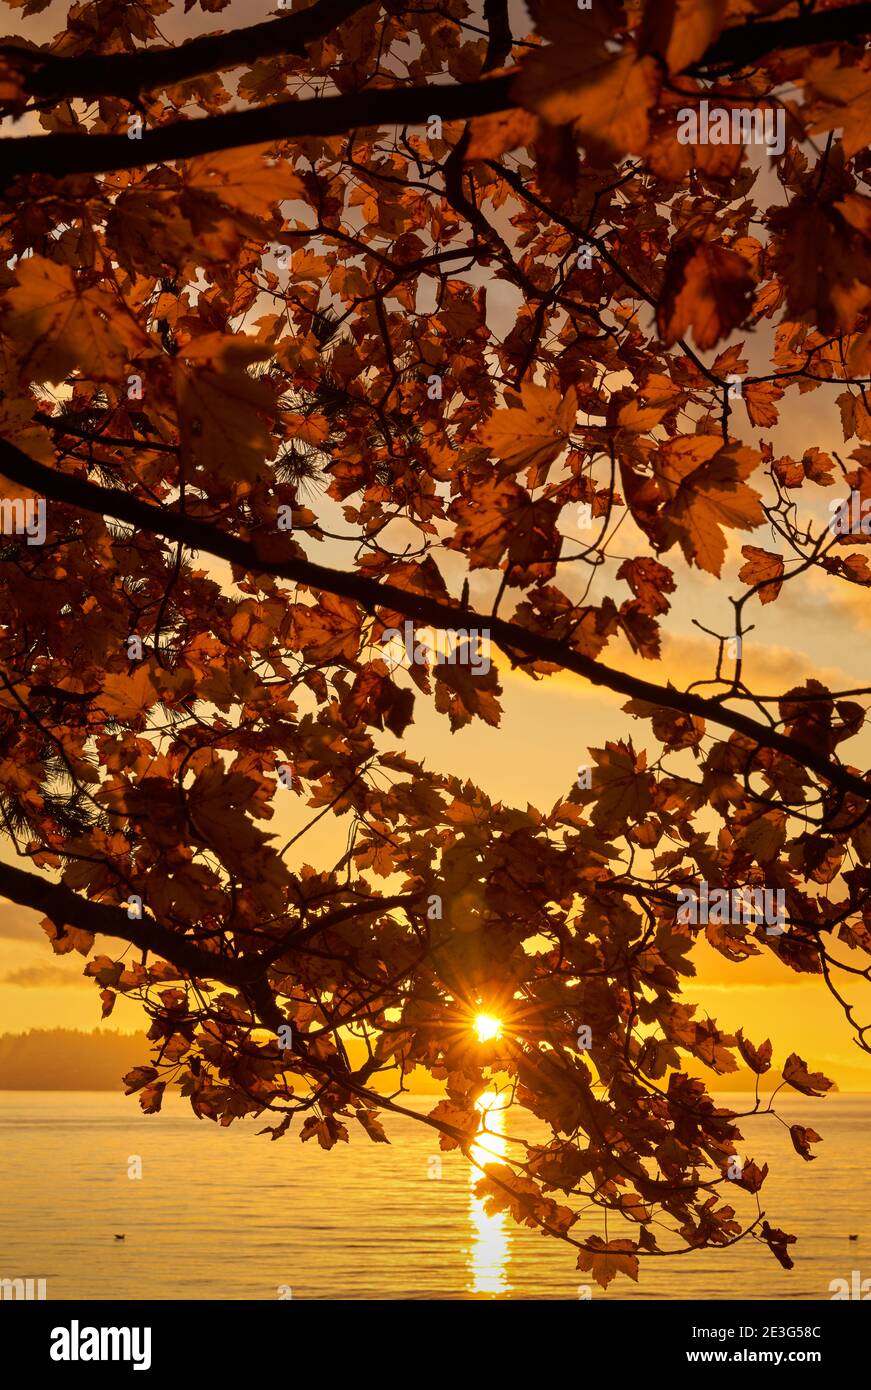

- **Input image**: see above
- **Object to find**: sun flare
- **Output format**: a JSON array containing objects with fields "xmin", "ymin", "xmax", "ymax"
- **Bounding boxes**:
[{"xmin": 473, "ymin": 1013, "xmax": 503, "ymax": 1043}]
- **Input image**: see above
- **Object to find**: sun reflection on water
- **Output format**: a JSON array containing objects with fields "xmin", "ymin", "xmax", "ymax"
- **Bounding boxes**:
[{"xmin": 467, "ymin": 1091, "xmax": 510, "ymax": 1297}]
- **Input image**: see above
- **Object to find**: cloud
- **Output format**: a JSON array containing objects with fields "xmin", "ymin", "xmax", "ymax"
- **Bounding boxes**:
[
  {"xmin": 1, "ymin": 964, "xmax": 87, "ymax": 989},
  {"xmin": 0, "ymin": 896, "xmax": 43, "ymax": 941}
]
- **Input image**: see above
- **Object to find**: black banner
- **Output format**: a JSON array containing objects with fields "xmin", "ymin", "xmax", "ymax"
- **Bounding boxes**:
[{"xmin": 1, "ymin": 1298, "xmax": 866, "ymax": 1377}]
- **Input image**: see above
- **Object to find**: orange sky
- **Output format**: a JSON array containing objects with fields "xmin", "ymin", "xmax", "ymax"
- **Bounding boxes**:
[{"xmin": 0, "ymin": 0, "xmax": 869, "ymax": 1092}]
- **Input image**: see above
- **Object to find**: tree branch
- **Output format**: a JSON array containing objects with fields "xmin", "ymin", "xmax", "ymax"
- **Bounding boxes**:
[
  {"xmin": 0, "ymin": 75, "xmax": 516, "ymax": 181},
  {"xmin": 695, "ymin": 2, "xmax": 871, "ymax": 72},
  {"xmin": 0, "ymin": 0, "xmax": 370, "ymax": 101},
  {"xmin": 1, "ymin": 436, "xmax": 868, "ymax": 804},
  {"xmin": 0, "ymin": 3, "xmax": 868, "ymax": 181},
  {"xmin": 0, "ymin": 857, "xmax": 255, "ymax": 986},
  {"xmin": 483, "ymin": 0, "xmax": 513, "ymax": 73}
]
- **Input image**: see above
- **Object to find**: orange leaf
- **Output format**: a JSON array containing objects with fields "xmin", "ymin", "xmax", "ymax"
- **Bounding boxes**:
[
  {"xmin": 657, "ymin": 440, "xmax": 764, "ymax": 575},
  {"xmin": 5, "ymin": 255, "xmax": 146, "ymax": 384},
  {"xmin": 657, "ymin": 240, "xmax": 755, "ymax": 350},
  {"xmin": 576, "ymin": 1237, "xmax": 639, "ymax": 1289},
  {"xmin": 478, "ymin": 384, "xmax": 577, "ymax": 476},
  {"xmin": 782, "ymin": 1053, "xmax": 833, "ymax": 1097},
  {"xmin": 738, "ymin": 546, "xmax": 784, "ymax": 604}
]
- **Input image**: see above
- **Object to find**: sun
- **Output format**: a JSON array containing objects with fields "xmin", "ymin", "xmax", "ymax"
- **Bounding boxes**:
[{"xmin": 473, "ymin": 1013, "xmax": 503, "ymax": 1043}]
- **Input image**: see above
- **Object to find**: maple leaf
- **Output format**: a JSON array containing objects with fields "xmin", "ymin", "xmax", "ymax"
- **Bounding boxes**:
[
  {"xmin": 770, "ymin": 198, "xmax": 871, "ymax": 334},
  {"xmin": 804, "ymin": 54, "xmax": 871, "ymax": 159},
  {"xmin": 355, "ymin": 1109, "xmax": 389, "ymax": 1143},
  {"xmin": 579, "ymin": 741, "xmax": 655, "ymax": 835},
  {"xmin": 656, "ymin": 438, "xmax": 764, "ymax": 575},
  {"xmin": 759, "ymin": 1220, "xmax": 797, "ymax": 1272},
  {"xmin": 447, "ymin": 476, "xmax": 538, "ymax": 570},
  {"xmin": 184, "ymin": 143, "xmax": 300, "ymax": 221},
  {"xmin": 657, "ymin": 240, "xmax": 755, "ymax": 350},
  {"xmin": 466, "ymin": 109, "xmax": 540, "ymax": 160},
  {"xmin": 40, "ymin": 917, "xmax": 94, "ymax": 958},
  {"xmin": 478, "ymin": 384, "xmax": 577, "ymax": 478},
  {"xmin": 743, "ymin": 380, "xmax": 783, "ymax": 428},
  {"xmin": 735, "ymin": 1030, "xmax": 772, "ymax": 1074},
  {"xmin": 789, "ymin": 1124, "xmax": 822, "ymax": 1162},
  {"xmin": 434, "ymin": 657, "xmax": 502, "ymax": 731},
  {"xmin": 5, "ymin": 255, "xmax": 147, "ymax": 384},
  {"xmin": 99, "ymin": 665, "xmax": 161, "ymax": 723},
  {"xmin": 123, "ymin": 1066, "xmax": 159, "ymax": 1095},
  {"xmin": 289, "ymin": 593, "xmax": 362, "ymax": 665},
  {"xmin": 782, "ymin": 1053, "xmax": 833, "ymax": 1097},
  {"xmin": 187, "ymin": 764, "xmax": 274, "ymax": 856},
  {"xmin": 738, "ymin": 546, "xmax": 784, "ymax": 604},
  {"xmin": 515, "ymin": 1, "xmax": 661, "ymax": 157},
  {"xmin": 175, "ymin": 334, "xmax": 277, "ymax": 481},
  {"xmin": 616, "ymin": 557, "xmax": 675, "ymax": 616},
  {"xmin": 427, "ymin": 1099, "xmax": 479, "ymax": 1152},
  {"xmin": 576, "ymin": 1236, "xmax": 639, "ymax": 1289}
]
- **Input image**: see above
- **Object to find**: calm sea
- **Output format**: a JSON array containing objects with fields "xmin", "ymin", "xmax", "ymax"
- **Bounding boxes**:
[{"xmin": 0, "ymin": 1090, "xmax": 867, "ymax": 1300}]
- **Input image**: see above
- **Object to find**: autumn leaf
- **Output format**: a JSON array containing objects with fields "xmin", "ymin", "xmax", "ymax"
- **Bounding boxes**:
[
  {"xmin": 427, "ymin": 1099, "xmax": 479, "ymax": 1151},
  {"xmin": 736, "ymin": 1030, "xmax": 772, "ymax": 1074},
  {"xmin": 657, "ymin": 439, "xmax": 764, "ymax": 575},
  {"xmin": 466, "ymin": 109, "xmax": 540, "ymax": 160},
  {"xmin": 478, "ymin": 384, "xmax": 577, "ymax": 477},
  {"xmin": 576, "ymin": 1236, "xmax": 639, "ymax": 1288},
  {"xmin": 760, "ymin": 1220, "xmax": 797, "ymax": 1272},
  {"xmin": 99, "ymin": 664, "xmax": 161, "ymax": 723},
  {"xmin": 139, "ymin": 1079, "xmax": 167, "ymax": 1115},
  {"xmin": 289, "ymin": 593, "xmax": 362, "ymax": 665},
  {"xmin": 515, "ymin": 6, "xmax": 660, "ymax": 157},
  {"xmin": 789, "ymin": 1124, "xmax": 822, "ymax": 1162},
  {"xmin": 5, "ymin": 255, "xmax": 147, "ymax": 384},
  {"xmin": 770, "ymin": 198, "xmax": 871, "ymax": 334},
  {"xmin": 40, "ymin": 917, "xmax": 94, "ymax": 958},
  {"xmin": 578, "ymin": 741, "xmax": 655, "ymax": 834},
  {"xmin": 123, "ymin": 1066, "xmax": 159, "ymax": 1095},
  {"xmin": 434, "ymin": 656, "xmax": 503, "ymax": 731},
  {"xmin": 187, "ymin": 764, "xmax": 274, "ymax": 856},
  {"xmin": 743, "ymin": 380, "xmax": 784, "ymax": 428},
  {"xmin": 184, "ymin": 143, "xmax": 300, "ymax": 221},
  {"xmin": 657, "ymin": 240, "xmax": 755, "ymax": 350},
  {"xmin": 300, "ymin": 1115, "xmax": 350, "ymax": 1150},
  {"xmin": 355, "ymin": 1109, "xmax": 389, "ymax": 1143},
  {"xmin": 782, "ymin": 1053, "xmax": 833, "ymax": 1098},
  {"xmin": 175, "ymin": 334, "xmax": 278, "ymax": 481},
  {"xmin": 738, "ymin": 546, "xmax": 784, "ymax": 604},
  {"xmin": 804, "ymin": 54, "xmax": 871, "ymax": 159}
]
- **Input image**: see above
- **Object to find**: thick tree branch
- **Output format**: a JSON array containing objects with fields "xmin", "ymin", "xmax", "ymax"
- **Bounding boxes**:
[
  {"xmin": 0, "ymin": 3, "xmax": 869, "ymax": 181},
  {"xmin": 1, "ymin": 437, "xmax": 868, "ymax": 804},
  {"xmin": 695, "ymin": 2, "xmax": 871, "ymax": 71},
  {"xmin": 0, "ymin": 0, "xmax": 370, "ymax": 101},
  {"xmin": 483, "ymin": 0, "xmax": 513, "ymax": 73},
  {"xmin": 0, "ymin": 856, "xmax": 255, "ymax": 985},
  {"xmin": 0, "ymin": 76, "xmax": 515, "ymax": 181}
]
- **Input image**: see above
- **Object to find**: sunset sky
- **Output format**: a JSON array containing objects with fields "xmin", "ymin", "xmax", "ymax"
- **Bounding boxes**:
[{"xmin": 1, "ymin": 0, "xmax": 869, "ymax": 1098}]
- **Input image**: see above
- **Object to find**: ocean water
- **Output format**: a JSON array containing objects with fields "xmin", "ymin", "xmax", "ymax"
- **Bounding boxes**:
[{"xmin": 0, "ymin": 1090, "xmax": 867, "ymax": 1300}]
